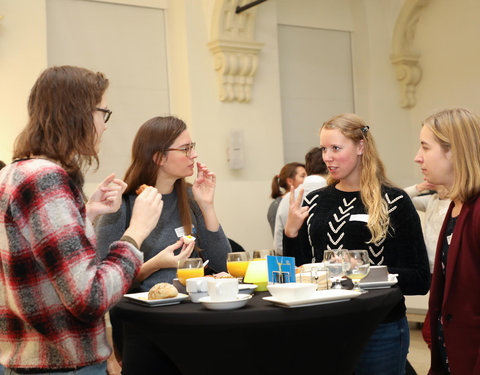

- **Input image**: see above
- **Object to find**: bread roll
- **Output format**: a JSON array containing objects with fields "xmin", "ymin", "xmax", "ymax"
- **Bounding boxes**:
[
  {"xmin": 213, "ymin": 272, "xmax": 234, "ymax": 279},
  {"xmin": 148, "ymin": 282, "xmax": 178, "ymax": 300}
]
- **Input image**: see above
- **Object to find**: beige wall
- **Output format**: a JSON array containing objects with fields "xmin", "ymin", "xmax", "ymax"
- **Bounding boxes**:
[
  {"xmin": 1, "ymin": 0, "xmax": 479, "ymax": 252},
  {"xmin": 411, "ymin": 0, "xmax": 480, "ymax": 124},
  {"xmin": 0, "ymin": 0, "xmax": 47, "ymax": 162}
]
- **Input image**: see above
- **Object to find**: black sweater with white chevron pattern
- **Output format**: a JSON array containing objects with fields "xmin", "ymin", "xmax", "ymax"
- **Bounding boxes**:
[{"xmin": 284, "ymin": 184, "xmax": 430, "ymax": 320}]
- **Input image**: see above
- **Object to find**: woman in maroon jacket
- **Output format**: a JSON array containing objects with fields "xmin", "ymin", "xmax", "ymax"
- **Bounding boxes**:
[{"xmin": 415, "ymin": 107, "xmax": 480, "ymax": 375}]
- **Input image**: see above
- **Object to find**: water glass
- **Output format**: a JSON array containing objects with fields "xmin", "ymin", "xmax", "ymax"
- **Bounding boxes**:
[
  {"xmin": 344, "ymin": 250, "xmax": 371, "ymax": 293},
  {"xmin": 323, "ymin": 249, "xmax": 348, "ymax": 289}
]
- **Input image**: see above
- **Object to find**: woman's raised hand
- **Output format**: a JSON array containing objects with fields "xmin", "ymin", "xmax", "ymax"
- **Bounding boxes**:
[
  {"xmin": 124, "ymin": 186, "xmax": 163, "ymax": 247},
  {"xmin": 192, "ymin": 162, "xmax": 216, "ymax": 209},
  {"xmin": 284, "ymin": 186, "xmax": 309, "ymax": 238},
  {"xmin": 152, "ymin": 239, "xmax": 196, "ymax": 269},
  {"xmin": 86, "ymin": 173, "xmax": 127, "ymax": 222}
]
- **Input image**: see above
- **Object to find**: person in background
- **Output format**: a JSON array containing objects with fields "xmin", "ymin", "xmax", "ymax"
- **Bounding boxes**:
[
  {"xmin": 267, "ymin": 162, "xmax": 306, "ymax": 235},
  {"xmin": 415, "ymin": 108, "xmax": 480, "ymax": 375},
  {"xmin": 95, "ymin": 116, "xmax": 231, "ymax": 292},
  {"xmin": 273, "ymin": 147, "xmax": 327, "ymax": 255},
  {"xmin": 404, "ymin": 181, "xmax": 450, "ymax": 275},
  {"xmin": 284, "ymin": 113, "xmax": 430, "ymax": 375},
  {"xmin": 0, "ymin": 65, "xmax": 163, "ymax": 374},
  {"xmin": 404, "ymin": 181, "xmax": 450, "ymax": 350}
]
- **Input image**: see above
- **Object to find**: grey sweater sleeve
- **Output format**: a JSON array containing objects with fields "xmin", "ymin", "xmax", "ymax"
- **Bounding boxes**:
[
  {"xmin": 189, "ymin": 198, "xmax": 231, "ymax": 274},
  {"xmin": 95, "ymin": 199, "xmax": 129, "ymax": 261}
]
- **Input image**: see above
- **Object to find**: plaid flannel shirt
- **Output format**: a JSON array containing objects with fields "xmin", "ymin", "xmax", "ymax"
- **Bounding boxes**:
[{"xmin": 0, "ymin": 159, "xmax": 142, "ymax": 369}]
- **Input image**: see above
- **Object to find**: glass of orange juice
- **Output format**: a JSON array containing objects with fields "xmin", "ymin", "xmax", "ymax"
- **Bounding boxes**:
[
  {"xmin": 177, "ymin": 258, "xmax": 204, "ymax": 286},
  {"xmin": 227, "ymin": 252, "xmax": 250, "ymax": 280}
]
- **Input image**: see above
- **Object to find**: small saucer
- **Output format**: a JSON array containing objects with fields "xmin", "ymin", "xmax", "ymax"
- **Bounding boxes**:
[
  {"xmin": 238, "ymin": 284, "xmax": 258, "ymax": 294},
  {"xmin": 198, "ymin": 294, "xmax": 252, "ymax": 310}
]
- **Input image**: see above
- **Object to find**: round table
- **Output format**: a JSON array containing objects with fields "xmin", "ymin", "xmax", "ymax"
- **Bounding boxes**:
[{"xmin": 110, "ymin": 287, "xmax": 403, "ymax": 375}]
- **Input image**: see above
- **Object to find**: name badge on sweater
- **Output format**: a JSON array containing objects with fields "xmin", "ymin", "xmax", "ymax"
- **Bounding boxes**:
[
  {"xmin": 350, "ymin": 214, "xmax": 369, "ymax": 223},
  {"xmin": 175, "ymin": 225, "xmax": 197, "ymax": 238}
]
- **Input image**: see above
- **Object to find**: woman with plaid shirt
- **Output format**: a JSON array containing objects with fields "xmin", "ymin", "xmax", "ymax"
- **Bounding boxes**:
[{"xmin": 0, "ymin": 66, "xmax": 163, "ymax": 374}]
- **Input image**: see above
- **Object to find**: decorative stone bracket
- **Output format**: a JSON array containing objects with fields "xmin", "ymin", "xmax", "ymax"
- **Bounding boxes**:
[
  {"xmin": 208, "ymin": 0, "xmax": 264, "ymax": 103},
  {"xmin": 390, "ymin": 0, "xmax": 431, "ymax": 109}
]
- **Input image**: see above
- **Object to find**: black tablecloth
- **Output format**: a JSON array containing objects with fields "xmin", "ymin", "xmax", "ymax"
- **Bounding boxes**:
[{"xmin": 110, "ymin": 287, "xmax": 403, "ymax": 375}]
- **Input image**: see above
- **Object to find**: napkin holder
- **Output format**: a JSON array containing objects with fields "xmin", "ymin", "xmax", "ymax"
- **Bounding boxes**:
[
  {"xmin": 266, "ymin": 255, "xmax": 296, "ymax": 283},
  {"xmin": 360, "ymin": 265, "xmax": 388, "ymax": 283}
]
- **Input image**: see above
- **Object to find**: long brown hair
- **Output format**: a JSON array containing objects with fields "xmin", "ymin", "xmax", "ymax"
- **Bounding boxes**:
[
  {"xmin": 13, "ymin": 65, "xmax": 109, "ymax": 189},
  {"xmin": 321, "ymin": 113, "xmax": 393, "ymax": 243},
  {"xmin": 124, "ymin": 116, "xmax": 194, "ymax": 235},
  {"xmin": 270, "ymin": 162, "xmax": 305, "ymax": 199}
]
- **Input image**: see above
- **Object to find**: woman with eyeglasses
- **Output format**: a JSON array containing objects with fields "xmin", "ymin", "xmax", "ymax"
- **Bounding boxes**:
[
  {"xmin": 95, "ymin": 116, "xmax": 231, "ymax": 374},
  {"xmin": 0, "ymin": 66, "xmax": 163, "ymax": 374},
  {"xmin": 96, "ymin": 116, "xmax": 231, "ymax": 292}
]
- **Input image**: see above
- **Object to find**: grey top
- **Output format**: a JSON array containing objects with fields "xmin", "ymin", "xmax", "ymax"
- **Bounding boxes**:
[
  {"xmin": 95, "ymin": 188, "xmax": 231, "ymax": 291},
  {"xmin": 267, "ymin": 196, "xmax": 282, "ymax": 235}
]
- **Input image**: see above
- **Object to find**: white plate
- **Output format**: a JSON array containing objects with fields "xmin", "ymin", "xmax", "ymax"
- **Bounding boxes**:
[
  {"xmin": 124, "ymin": 292, "xmax": 189, "ymax": 307},
  {"xmin": 263, "ymin": 289, "xmax": 361, "ymax": 308},
  {"xmin": 360, "ymin": 275, "xmax": 398, "ymax": 289},
  {"xmin": 199, "ymin": 294, "xmax": 252, "ymax": 310},
  {"xmin": 239, "ymin": 284, "xmax": 257, "ymax": 294}
]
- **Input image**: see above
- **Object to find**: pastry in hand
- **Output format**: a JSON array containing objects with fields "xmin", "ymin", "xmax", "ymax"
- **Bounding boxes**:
[
  {"xmin": 135, "ymin": 184, "xmax": 149, "ymax": 195},
  {"xmin": 182, "ymin": 235, "xmax": 196, "ymax": 245},
  {"xmin": 148, "ymin": 282, "xmax": 178, "ymax": 300}
]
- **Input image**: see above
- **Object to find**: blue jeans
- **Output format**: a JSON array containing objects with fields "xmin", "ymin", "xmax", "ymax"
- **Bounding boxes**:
[
  {"xmin": 5, "ymin": 362, "xmax": 107, "ymax": 375},
  {"xmin": 354, "ymin": 316, "xmax": 410, "ymax": 375}
]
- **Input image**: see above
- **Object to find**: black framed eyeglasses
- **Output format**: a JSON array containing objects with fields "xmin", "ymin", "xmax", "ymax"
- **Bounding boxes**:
[
  {"xmin": 96, "ymin": 107, "xmax": 112, "ymax": 123},
  {"xmin": 166, "ymin": 142, "xmax": 196, "ymax": 157}
]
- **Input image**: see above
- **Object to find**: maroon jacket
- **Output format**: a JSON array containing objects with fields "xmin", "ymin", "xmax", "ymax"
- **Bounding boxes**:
[{"xmin": 428, "ymin": 195, "xmax": 480, "ymax": 374}]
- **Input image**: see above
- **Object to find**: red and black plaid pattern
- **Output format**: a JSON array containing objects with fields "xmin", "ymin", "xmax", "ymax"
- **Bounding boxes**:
[{"xmin": 0, "ymin": 159, "xmax": 142, "ymax": 369}]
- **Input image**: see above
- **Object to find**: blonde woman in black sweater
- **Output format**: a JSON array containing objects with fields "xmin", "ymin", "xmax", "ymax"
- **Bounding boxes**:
[{"xmin": 284, "ymin": 113, "xmax": 430, "ymax": 375}]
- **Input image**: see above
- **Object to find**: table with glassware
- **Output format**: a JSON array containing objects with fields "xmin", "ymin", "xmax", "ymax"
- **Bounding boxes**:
[{"xmin": 110, "ymin": 285, "xmax": 403, "ymax": 375}]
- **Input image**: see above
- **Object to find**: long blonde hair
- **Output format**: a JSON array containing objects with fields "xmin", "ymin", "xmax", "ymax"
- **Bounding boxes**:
[
  {"xmin": 322, "ymin": 113, "xmax": 394, "ymax": 243},
  {"xmin": 422, "ymin": 108, "xmax": 480, "ymax": 203}
]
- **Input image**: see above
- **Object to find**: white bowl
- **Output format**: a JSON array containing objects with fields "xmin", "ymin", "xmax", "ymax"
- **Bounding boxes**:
[{"xmin": 267, "ymin": 283, "xmax": 317, "ymax": 301}]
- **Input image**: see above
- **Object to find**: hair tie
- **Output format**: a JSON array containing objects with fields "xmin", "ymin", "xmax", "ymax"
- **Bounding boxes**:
[{"xmin": 361, "ymin": 125, "xmax": 370, "ymax": 134}]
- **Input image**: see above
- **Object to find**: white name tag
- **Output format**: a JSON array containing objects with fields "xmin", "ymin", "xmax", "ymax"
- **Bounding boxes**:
[
  {"xmin": 175, "ymin": 226, "xmax": 186, "ymax": 238},
  {"xmin": 175, "ymin": 225, "xmax": 196, "ymax": 238},
  {"xmin": 350, "ymin": 214, "xmax": 369, "ymax": 223}
]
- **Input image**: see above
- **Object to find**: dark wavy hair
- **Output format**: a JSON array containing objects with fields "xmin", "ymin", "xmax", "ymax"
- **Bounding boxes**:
[{"xmin": 13, "ymin": 65, "xmax": 109, "ymax": 189}]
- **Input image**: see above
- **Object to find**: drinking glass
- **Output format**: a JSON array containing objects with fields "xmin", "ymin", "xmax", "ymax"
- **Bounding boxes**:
[
  {"xmin": 323, "ymin": 249, "xmax": 348, "ymax": 289},
  {"xmin": 177, "ymin": 258, "xmax": 204, "ymax": 286},
  {"xmin": 344, "ymin": 250, "xmax": 371, "ymax": 293},
  {"xmin": 252, "ymin": 249, "xmax": 275, "ymax": 260},
  {"xmin": 226, "ymin": 252, "xmax": 250, "ymax": 279}
]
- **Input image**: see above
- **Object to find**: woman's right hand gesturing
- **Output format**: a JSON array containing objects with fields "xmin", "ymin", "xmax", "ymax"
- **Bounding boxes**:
[
  {"xmin": 284, "ymin": 186, "xmax": 309, "ymax": 238},
  {"xmin": 136, "ymin": 239, "xmax": 196, "ymax": 282},
  {"xmin": 123, "ymin": 186, "xmax": 163, "ymax": 248}
]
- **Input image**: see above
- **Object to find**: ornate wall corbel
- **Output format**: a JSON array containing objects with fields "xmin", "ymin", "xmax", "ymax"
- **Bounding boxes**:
[
  {"xmin": 208, "ymin": 0, "xmax": 264, "ymax": 103},
  {"xmin": 390, "ymin": 0, "xmax": 432, "ymax": 109}
]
